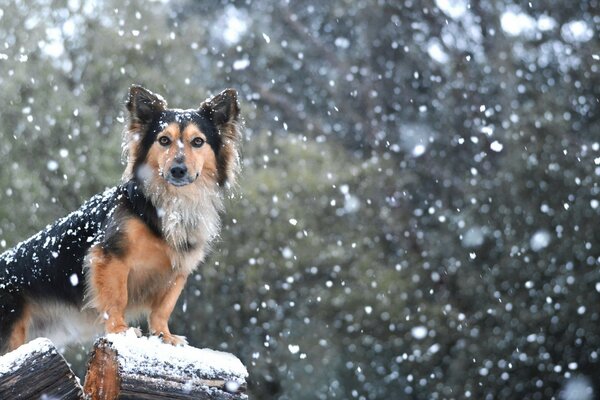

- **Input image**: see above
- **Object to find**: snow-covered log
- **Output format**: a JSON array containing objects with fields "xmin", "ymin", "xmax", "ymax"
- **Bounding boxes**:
[
  {"xmin": 83, "ymin": 331, "xmax": 248, "ymax": 399},
  {"xmin": 0, "ymin": 338, "xmax": 84, "ymax": 399}
]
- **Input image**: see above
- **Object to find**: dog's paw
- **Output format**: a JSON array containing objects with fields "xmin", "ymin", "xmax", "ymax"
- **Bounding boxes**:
[
  {"xmin": 106, "ymin": 324, "xmax": 129, "ymax": 335},
  {"xmin": 127, "ymin": 327, "xmax": 143, "ymax": 338},
  {"xmin": 157, "ymin": 332, "xmax": 188, "ymax": 346},
  {"xmin": 106, "ymin": 326, "xmax": 142, "ymax": 338}
]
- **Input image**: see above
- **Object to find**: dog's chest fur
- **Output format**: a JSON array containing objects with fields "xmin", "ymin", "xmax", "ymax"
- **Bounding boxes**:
[
  {"xmin": 98, "ymin": 193, "xmax": 221, "ymax": 310},
  {"xmin": 145, "ymin": 180, "xmax": 223, "ymax": 274}
]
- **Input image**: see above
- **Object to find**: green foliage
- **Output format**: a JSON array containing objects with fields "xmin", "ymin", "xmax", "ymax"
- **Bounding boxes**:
[
  {"xmin": 0, "ymin": 0, "xmax": 599, "ymax": 399},
  {"xmin": 180, "ymin": 134, "xmax": 412, "ymax": 397}
]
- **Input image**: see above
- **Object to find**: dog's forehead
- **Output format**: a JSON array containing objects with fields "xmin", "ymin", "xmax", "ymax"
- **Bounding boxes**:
[
  {"xmin": 158, "ymin": 109, "xmax": 204, "ymax": 130},
  {"xmin": 151, "ymin": 109, "xmax": 220, "ymax": 150}
]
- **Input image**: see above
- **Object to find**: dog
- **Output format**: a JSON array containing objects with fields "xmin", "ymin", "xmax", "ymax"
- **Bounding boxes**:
[{"xmin": 0, "ymin": 85, "xmax": 241, "ymax": 354}]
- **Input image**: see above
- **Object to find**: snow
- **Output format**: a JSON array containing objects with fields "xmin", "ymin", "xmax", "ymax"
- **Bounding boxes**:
[
  {"xmin": 435, "ymin": 0, "xmax": 468, "ymax": 19},
  {"xmin": 47, "ymin": 160, "xmax": 59, "ymax": 171},
  {"xmin": 462, "ymin": 226, "xmax": 484, "ymax": 248},
  {"xmin": 398, "ymin": 123, "xmax": 435, "ymax": 158},
  {"xmin": 2, "ymin": 1, "xmax": 599, "ymax": 398},
  {"xmin": 490, "ymin": 141, "xmax": 504, "ymax": 152},
  {"xmin": 218, "ymin": 5, "xmax": 248, "ymax": 45},
  {"xmin": 411, "ymin": 326, "xmax": 428, "ymax": 340},
  {"xmin": 537, "ymin": 15, "xmax": 557, "ymax": 32},
  {"xmin": 499, "ymin": 8, "xmax": 591, "ymax": 47},
  {"xmin": 0, "ymin": 186, "xmax": 119, "ymax": 272},
  {"xmin": 412, "ymin": 144, "xmax": 426, "ymax": 157},
  {"xmin": 334, "ymin": 37, "xmax": 350, "ymax": 49},
  {"xmin": 0, "ymin": 338, "xmax": 55, "ymax": 375},
  {"xmin": 561, "ymin": 20, "xmax": 594, "ymax": 43},
  {"xmin": 225, "ymin": 381, "xmax": 241, "ymax": 392},
  {"xmin": 427, "ymin": 39, "xmax": 449, "ymax": 63},
  {"xmin": 106, "ymin": 329, "xmax": 248, "ymax": 383},
  {"xmin": 287, "ymin": 344, "xmax": 300, "ymax": 354},
  {"xmin": 530, "ymin": 230, "xmax": 551, "ymax": 252},
  {"xmin": 233, "ymin": 59, "xmax": 250, "ymax": 70},
  {"xmin": 500, "ymin": 9, "xmax": 537, "ymax": 37},
  {"xmin": 281, "ymin": 246, "xmax": 293, "ymax": 259},
  {"xmin": 561, "ymin": 377, "xmax": 594, "ymax": 400}
]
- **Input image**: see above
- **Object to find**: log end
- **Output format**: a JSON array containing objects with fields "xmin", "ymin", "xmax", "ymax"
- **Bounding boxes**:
[
  {"xmin": 0, "ymin": 338, "xmax": 84, "ymax": 400},
  {"xmin": 83, "ymin": 339, "xmax": 120, "ymax": 400},
  {"xmin": 84, "ymin": 330, "xmax": 248, "ymax": 399}
]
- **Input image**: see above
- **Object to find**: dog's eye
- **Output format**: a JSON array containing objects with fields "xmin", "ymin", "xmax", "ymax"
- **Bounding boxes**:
[
  {"xmin": 158, "ymin": 136, "xmax": 171, "ymax": 146},
  {"xmin": 191, "ymin": 137, "xmax": 205, "ymax": 148}
]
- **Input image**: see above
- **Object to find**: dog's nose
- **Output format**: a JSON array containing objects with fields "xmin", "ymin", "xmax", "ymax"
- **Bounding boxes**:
[{"xmin": 170, "ymin": 164, "xmax": 188, "ymax": 179}]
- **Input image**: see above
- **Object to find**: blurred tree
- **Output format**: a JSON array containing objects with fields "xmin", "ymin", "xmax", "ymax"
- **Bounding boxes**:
[{"xmin": 0, "ymin": 0, "xmax": 599, "ymax": 399}]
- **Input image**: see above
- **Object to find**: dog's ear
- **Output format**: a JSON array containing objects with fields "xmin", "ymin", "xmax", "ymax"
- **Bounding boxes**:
[
  {"xmin": 126, "ymin": 85, "xmax": 167, "ymax": 127},
  {"xmin": 200, "ymin": 89, "xmax": 241, "ymax": 187},
  {"xmin": 199, "ymin": 89, "xmax": 240, "ymax": 127}
]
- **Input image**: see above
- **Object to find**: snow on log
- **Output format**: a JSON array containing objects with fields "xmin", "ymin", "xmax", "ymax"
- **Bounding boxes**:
[
  {"xmin": 0, "ymin": 338, "xmax": 84, "ymax": 399},
  {"xmin": 84, "ymin": 330, "xmax": 249, "ymax": 399}
]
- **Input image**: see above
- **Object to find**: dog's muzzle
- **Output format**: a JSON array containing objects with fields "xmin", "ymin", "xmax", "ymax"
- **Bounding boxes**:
[{"xmin": 166, "ymin": 163, "xmax": 196, "ymax": 186}]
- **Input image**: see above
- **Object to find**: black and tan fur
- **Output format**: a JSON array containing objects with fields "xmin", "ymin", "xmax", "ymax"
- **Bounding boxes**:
[{"xmin": 0, "ymin": 85, "xmax": 241, "ymax": 353}]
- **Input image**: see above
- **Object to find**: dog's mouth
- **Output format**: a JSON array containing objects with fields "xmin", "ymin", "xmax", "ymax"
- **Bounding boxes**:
[{"xmin": 165, "ymin": 173, "xmax": 198, "ymax": 187}]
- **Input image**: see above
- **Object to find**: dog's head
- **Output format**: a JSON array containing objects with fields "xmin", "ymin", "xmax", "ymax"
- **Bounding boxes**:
[{"xmin": 123, "ymin": 85, "xmax": 241, "ymax": 191}]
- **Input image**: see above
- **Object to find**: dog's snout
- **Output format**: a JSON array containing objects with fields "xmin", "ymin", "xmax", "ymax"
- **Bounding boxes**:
[
  {"xmin": 165, "ymin": 161, "xmax": 195, "ymax": 187},
  {"xmin": 170, "ymin": 164, "xmax": 188, "ymax": 179}
]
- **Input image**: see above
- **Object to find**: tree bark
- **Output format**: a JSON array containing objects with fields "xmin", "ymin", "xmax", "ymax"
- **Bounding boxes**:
[
  {"xmin": 0, "ymin": 338, "xmax": 84, "ymax": 399},
  {"xmin": 84, "ymin": 334, "xmax": 248, "ymax": 400}
]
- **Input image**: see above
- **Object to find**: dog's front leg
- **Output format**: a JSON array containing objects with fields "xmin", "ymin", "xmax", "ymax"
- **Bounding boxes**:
[
  {"xmin": 148, "ymin": 274, "xmax": 188, "ymax": 346},
  {"xmin": 89, "ymin": 249, "xmax": 131, "ymax": 334}
]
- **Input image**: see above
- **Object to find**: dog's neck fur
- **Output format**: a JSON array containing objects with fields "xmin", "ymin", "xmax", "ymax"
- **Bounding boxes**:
[
  {"xmin": 124, "ymin": 172, "xmax": 223, "ymax": 273},
  {"xmin": 146, "ymin": 177, "xmax": 223, "ymax": 252}
]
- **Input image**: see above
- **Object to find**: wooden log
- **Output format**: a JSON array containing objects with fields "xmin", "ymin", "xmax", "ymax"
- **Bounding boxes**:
[
  {"xmin": 84, "ymin": 330, "xmax": 248, "ymax": 399},
  {"xmin": 0, "ymin": 338, "xmax": 84, "ymax": 399}
]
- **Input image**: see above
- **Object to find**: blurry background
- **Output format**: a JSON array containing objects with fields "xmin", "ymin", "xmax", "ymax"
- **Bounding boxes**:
[{"xmin": 0, "ymin": 0, "xmax": 599, "ymax": 398}]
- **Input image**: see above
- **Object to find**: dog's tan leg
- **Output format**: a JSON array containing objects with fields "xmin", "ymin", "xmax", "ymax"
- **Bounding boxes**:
[
  {"xmin": 8, "ymin": 303, "xmax": 30, "ymax": 351},
  {"xmin": 148, "ymin": 274, "xmax": 187, "ymax": 345},
  {"xmin": 89, "ymin": 248, "xmax": 131, "ymax": 334}
]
